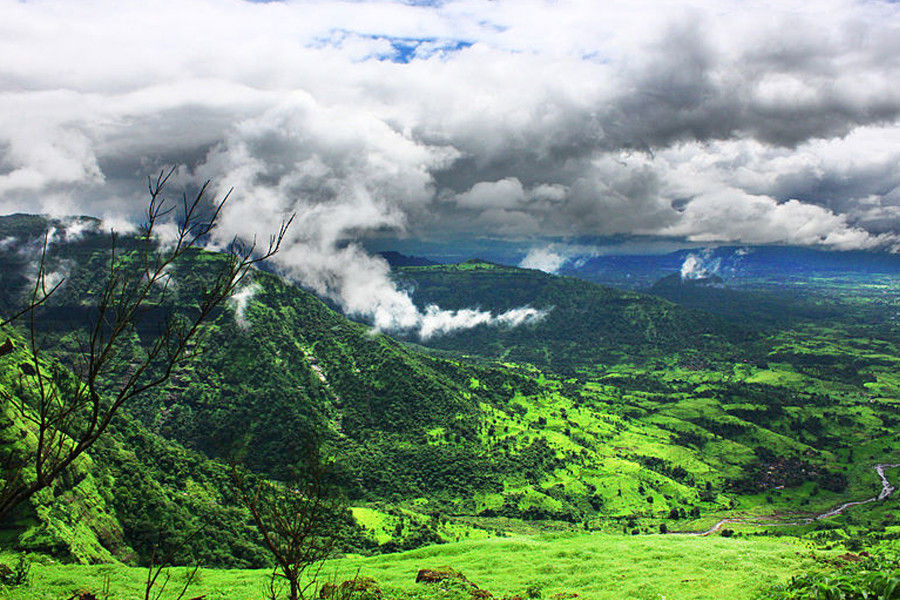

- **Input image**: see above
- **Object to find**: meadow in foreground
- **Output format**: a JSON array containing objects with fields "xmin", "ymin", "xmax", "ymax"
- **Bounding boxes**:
[{"xmin": 4, "ymin": 533, "xmax": 833, "ymax": 600}]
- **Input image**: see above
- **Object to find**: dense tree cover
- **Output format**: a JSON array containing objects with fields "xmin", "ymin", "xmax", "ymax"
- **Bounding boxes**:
[
  {"xmin": 0, "ymin": 333, "xmax": 267, "ymax": 566},
  {"xmin": 393, "ymin": 261, "xmax": 747, "ymax": 374}
]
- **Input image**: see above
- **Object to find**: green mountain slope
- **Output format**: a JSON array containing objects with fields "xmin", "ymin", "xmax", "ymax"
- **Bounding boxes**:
[
  {"xmin": 2, "ymin": 215, "xmax": 898, "ymax": 566},
  {"xmin": 0, "ymin": 216, "xmax": 553, "ymax": 510},
  {"xmin": 0, "ymin": 329, "xmax": 270, "ymax": 567},
  {"xmin": 394, "ymin": 260, "xmax": 748, "ymax": 373}
]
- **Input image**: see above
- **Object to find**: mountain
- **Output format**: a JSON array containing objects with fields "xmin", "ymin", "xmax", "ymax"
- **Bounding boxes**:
[
  {"xmin": 0, "ymin": 216, "xmax": 509, "ymax": 494},
  {"xmin": 560, "ymin": 245, "xmax": 900, "ymax": 289},
  {"xmin": 0, "ymin": 328, "xmax": 272, "ymax": 567},
  {"xmin": 394, "ymin": 260, "xmax": 748, "ymax": 374},
  {"xmin": 2, "ymin": 215, "xmax": 899, "ymax": 577},
  {"xmin": 377, "ymin": 251, "xmax": 439, "ymax": 268}
]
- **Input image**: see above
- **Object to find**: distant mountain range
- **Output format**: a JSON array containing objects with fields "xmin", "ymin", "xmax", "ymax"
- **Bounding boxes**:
[
  {"xmin": 367, "ymin": 238, "xmax": 899, "ymax": 290},
  {"xmin": 377, "ymin": 250, "xmax": 439, "ymax": 267},
  {"xmin": 561, "ymin": 245, "xmax": 899, "ymax": 289}
]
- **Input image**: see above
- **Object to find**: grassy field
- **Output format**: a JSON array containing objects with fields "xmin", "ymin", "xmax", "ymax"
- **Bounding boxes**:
[{"xmin": 5, "ymin": 533, "xmax": 833, "ymax": 600}]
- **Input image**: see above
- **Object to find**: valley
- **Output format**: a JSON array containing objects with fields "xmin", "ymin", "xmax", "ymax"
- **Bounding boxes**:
[
  {"xmin": 683, "ymin": 462, "xmax": 900, "ymax": 536},
  {"xmin": 0, "ymin": 215, "xmax": 898, "ymax": 599}
]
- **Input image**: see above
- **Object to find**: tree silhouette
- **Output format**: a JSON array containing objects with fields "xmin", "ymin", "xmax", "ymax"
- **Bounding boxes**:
[{"xmin": 0, "ymin": 168, "xmax": 292, "ymax": 522}]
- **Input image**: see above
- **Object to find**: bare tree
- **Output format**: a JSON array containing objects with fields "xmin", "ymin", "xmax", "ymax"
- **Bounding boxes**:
[
  {"xmin": 141, "ymin": 526, "xmax": 206, "ymax": 600},
  {"xmin": 0, "ymin": 167, "xmax": 292, "ymax": 522},
  {"xmin": 231, "ymin": 444, "xmax": 346, "ymax": 600}
]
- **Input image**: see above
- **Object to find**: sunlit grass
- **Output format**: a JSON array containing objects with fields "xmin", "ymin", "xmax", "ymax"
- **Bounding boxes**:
[{"xmin": 8, "ymin": 533, "xmax": 832, "ymax": 600}]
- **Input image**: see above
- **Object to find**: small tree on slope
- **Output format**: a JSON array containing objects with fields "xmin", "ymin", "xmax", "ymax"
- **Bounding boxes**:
[{"xmin": 231, "ymin": 442, "xmax": 346, "ymax": 600}]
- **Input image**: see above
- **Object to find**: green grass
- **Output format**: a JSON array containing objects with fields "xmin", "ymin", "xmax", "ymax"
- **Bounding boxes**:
[
  {"xmin": 350, "ymin": 505, "xmax": 495, "ymax": 546},
  {"xmin": 5, "ymin": 533, "xmax": 833, "ymax": 600}
]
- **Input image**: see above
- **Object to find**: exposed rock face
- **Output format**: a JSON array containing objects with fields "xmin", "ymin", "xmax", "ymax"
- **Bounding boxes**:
[
  {"xmin": 320, "ymin": 576, "xmax": 382, "ymax": 600},
  {"xmin": 416, "ymin": 567, "xmax": 471, "ymax": 584}
]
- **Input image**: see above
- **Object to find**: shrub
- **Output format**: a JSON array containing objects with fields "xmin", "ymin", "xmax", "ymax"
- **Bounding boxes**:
[
  {"xmin": 525, "ymin": 582, "xmax": 544, "ymax": 599},
  {"xmin": 0, "ymin": 555, "xmax": 30, "ymax": 588},
  {"xmin": 763, "ymin": 550, "xmax": 900, "ymax": 600}
]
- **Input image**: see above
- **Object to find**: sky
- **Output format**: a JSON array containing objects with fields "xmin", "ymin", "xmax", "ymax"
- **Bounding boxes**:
[{"xmin": 2, "ymin": 0, "xmax": 899, "ymax": 333}]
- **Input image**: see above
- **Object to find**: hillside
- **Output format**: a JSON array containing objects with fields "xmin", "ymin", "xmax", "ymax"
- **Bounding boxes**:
[
  {"xmin": 1, "ymin": 215, "xmax": 899, "ymax": 590},
  {"xmin": 0, "ymin": 328, "xmax": 273, "ymax": 567},
  {"xmin": 394, "ymin": 260, "xmax": 748, "ymax": 373},
  {"xmin": 0, "ymin": 216, "xmax": 520, "ymax": 499}
]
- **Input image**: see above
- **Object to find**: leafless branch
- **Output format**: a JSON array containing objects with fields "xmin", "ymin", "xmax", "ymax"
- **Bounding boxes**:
[
  {"xmin": 143, "ymin": 525, "xmax": 206, "ymax": 600},
  {"xmin": 0, "ymin": 169, "xmax": 293, "ymax": 522}
]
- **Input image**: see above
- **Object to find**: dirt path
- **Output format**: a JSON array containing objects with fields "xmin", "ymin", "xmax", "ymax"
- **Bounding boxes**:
[
  {"xmin": 678, "ymin": 463, "xmax": 900, "ymax": 536},
  {"xmin": 688, "ymin": 518, "xmax": 738, "ymax": 536}
]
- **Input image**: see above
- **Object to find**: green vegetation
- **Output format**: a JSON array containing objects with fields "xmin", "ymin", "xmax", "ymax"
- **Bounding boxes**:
[
  {"xmin": 761, "ymin": 543, "xmax": 900, "ymax": 600},
  {"xmin": 1, "ymin": 215, "xmax": 898, "ymax": 599},
  {"xmin": 394, "ymin": 261, "xmax": 745, "ymax": 372},
  {"xmin": 3, "ymin": 533, "xmax": 837, "ymax": 600},
  {"xmin": 0, "ymin": 327, "xmax": 272, "ymax": 567}
]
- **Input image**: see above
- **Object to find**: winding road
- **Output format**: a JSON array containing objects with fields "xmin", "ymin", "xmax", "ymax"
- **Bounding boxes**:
[{"xmin": 682, "ymin": 463, "xmax": 900, "ymax": 536}]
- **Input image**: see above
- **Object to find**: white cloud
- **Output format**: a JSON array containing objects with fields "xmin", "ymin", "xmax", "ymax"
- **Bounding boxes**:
[
  {"xmin": 680, "ymin": 250, "xmax": 720, "ymax": 280},
  {"xmin": 659, "ymin": 190, "xmax": 899, "ymax": 251},
  {"xmin": 520, "ymin": 247, "xmax": 568, "ymax": 274},
  {"xmin": 495, "ymin": 306, "xmax": 550, "ymax": 328},
  {"xmin": 456, "ymin": 178, "xmax": 526, "ymax": 209},
  {"xmin": 418, "ymin": 304, "xmax": 549, "ymax": 340},
  {"xmin": 229, "ymin": 281, "xmax": 261, "ymax": 330}
]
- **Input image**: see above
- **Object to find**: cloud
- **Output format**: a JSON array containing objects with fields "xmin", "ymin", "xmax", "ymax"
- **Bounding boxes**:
[
  {"xmin": 419, "ymin": 304, "xmax": 549, "ymax": 340},
  {"xmin": 659, "ymin": 190, "xmax": 900, "ymax": 251},
  {"xmin": 456, "ymin": 178, "xmax": 526, "ymax": 209},
  {"xmin": 520, "ymin": 247, "xmax": 568, "ymax": 274},
  {"xmin": 45, "ymin": 217, "xmax": 101, "ymax": 244},
  {"xmin": 1, "ymin": 0, "xmax": 899, "ymax": 332},
  {"xmin": 229, "ymin": 281, "xmax": 261, "ymax": 330},
  {"xmin": 495, "ymin": 306, "xmax": 550, "ymax": 328},
  {"xmin": 679, "ymin": 246, "xmax": 749, "ymax": 280},
  {"xmin": 680, "ymin": 250, "xmax": 721, "ymax": 280}
]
